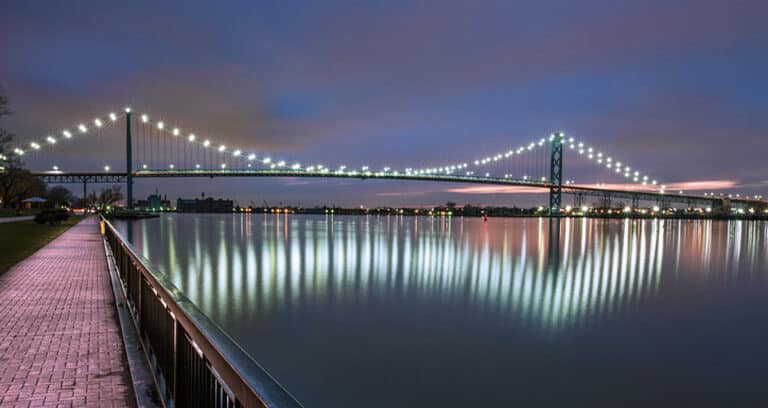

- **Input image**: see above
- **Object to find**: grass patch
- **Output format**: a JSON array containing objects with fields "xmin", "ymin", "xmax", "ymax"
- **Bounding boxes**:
[
  {"xmin": 0, "ymin": 208, "xmax": 44, "ymax": 217},
  {"xmin": 0, "ymin": 216, "xmax": 82, "ymax": 274}
]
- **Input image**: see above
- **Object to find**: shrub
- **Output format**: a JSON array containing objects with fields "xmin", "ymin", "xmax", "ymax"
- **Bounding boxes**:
[{"xmin": 33, "ymin": 209, "xmax": 70, "ymax": 225}]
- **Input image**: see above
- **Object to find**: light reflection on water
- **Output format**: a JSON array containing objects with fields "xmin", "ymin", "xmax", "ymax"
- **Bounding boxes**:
[{"xmin": 115, "ymin": 214, "xmax": 768, "ymax": 406}]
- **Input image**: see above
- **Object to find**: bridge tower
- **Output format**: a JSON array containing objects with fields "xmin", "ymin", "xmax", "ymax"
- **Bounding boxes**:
[
  {"xmin": 549, "ymin": 132, "xmax": 564, "ymax": 216},
  {"xmin": 125, "ymin": 110, "xmax": 133, "ymax": 209}
]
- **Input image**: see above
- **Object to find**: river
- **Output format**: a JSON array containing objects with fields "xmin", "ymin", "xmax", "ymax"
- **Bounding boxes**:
[{"xmin": 114, "ymin": 214, "xmax": 768, "ymax": 406}]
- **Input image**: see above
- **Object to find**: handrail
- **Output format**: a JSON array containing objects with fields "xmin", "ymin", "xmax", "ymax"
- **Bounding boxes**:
[{"xmin": 100, "ymin": 215, "xmax": 303, "ymax": 408}]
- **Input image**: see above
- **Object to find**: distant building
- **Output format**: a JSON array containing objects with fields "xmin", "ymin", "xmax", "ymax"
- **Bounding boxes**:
[
  {"xmin": 176, "ymin": 196, "xmax": 233, "ymax": 213},
  {"xmin": 136, "ymin": 193, "xmax": 171, "ymax": 211}
]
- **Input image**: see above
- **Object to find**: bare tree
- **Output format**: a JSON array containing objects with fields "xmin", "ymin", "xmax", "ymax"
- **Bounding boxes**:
[
  {"xmin": 46, "ymin": 186, "xmax": 76, "ymax": 207},
  {"xmin": 0, "ymin": 88, "xmax": 20, "ymax": 170},
  {"xmin": 0, "ymin": 167, "xmax": 46, "ymax": 208},
  {"xmin": 85, "ymin": 184, "xmax": 124, "ymax": 210}
]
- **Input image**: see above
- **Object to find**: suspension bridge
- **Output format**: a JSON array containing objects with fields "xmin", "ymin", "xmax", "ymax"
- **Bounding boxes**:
[{"xmin": 6, "ymin": 107, "xmax": 766, "ymax": 214}]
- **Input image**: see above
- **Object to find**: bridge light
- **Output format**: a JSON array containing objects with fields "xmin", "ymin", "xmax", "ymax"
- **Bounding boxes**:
[
  {"xmin": 109, "ymin": 113, "xmax": 117, "ymax": 121},
  {"xmin": 169, "ymin": 164, "xmax": 175, "ymax": 169},
  {"xmin": 141, "ymin": 114, "xmax": 148, "ymax": 123},
  {"xmin": 94, "ymin": 118, "xmax": 103, "ymax": 127},
  {"xmin": 277, "ymin": 160, "xmax": 286, "ymax": 167},
  {"xmin": 30, "ymin": 142, "xmax": 40, "ymax": 150},
  {"xmin": 104, "ymin": 165, "xmax": 110, "ymax": 172},
  {"xmin": 247, "ymin": 154, "xmax": 256, "ymax": 160},
  {"xmin": 221, "ymin": 163, "xmax": 227, "ymax": 169},
  {"xmin": 263, "ymin": 157, "xmax": 271, "ymax": 164},
  {"xmin": 78, "ymin": 124, "xmax": 87, "ymax": 133},
  {"xmin": 218, "ymin": 145, "xmax": 226, "ymax": 152},
  {"xmin": 171, "ymin": 128, "xmax": 179, "ymax": 136},
  {"xmin": 581, "ymin": 206, "xmax": 589, "ymax": 212},
  {"xmin": 125, "ymin": 107, "xmax": 131, "ymax": 113},
  {"xmin": 62, "ymin": 130, "xmax": 72, "ymax": 138},
  {"xmin": 597, "ymin": 152, "xmax": 602, "ymax": 158},
  {"xmin": 52, "ymin": 165, "xmax": 59, "ymax": 171},
  {"xmin": 195, "ymin": 164, "xmax": 200, "ymax": 169},
  {"xmin": 233, "ymin": 149, "xmax": 241, "ymax": 156},
  {"xmin": 187, "ymin": 134, "xmax": 195, "ymax": 142},
  {"xmin": 142, "ymin": 164, "xmax": 147, "ymax": 169},
  {"xmin": 157, "ymin": 121, "xmax": 164, "ymax": 129},
  {"xmin": 47, "ymin": 136, "xmax": 56, "ymax": 144}
]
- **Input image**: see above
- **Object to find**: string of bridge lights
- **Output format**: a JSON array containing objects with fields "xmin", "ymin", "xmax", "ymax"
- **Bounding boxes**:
[
  {"xmin": 404, "ymin": 132, "xmax": 668, "ymax": 192},
  {"xmin": 10, "ymin": 111, "xmax": 125, "ymax": 157},
  {"xmin": 10, "ymin": 107, "xmax": 766, "ymax": 201},
  {"xmin": 140, "ymin": 115, "xmax": 668, "ymax": 192}
]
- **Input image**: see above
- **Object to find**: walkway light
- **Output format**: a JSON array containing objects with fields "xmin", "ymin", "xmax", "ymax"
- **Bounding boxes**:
[
  {"xmin": 125, "ymin": 107, "xmax": 131, "ymax": 113},
  {"xmin": 109, "ymin": 113, "xmax": 117, "ymax": 121}
]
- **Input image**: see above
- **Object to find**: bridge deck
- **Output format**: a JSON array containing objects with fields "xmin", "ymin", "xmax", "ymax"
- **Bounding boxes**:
[{"xmin": 0, "ymin": 217, "xmax": 134, "ymax": 406}]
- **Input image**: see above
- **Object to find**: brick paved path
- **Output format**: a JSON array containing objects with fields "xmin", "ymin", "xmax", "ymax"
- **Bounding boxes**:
[{"xmin": 0, "ymin": 217, "xmax": 135, "ymax": 407}]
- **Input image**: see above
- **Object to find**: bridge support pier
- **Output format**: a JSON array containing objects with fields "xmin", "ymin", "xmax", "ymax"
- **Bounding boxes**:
[
  {"xmin": 125, "ymin": 111, "xmax": 133, "ymax": 209},
  {"xmin": 602, "ymin": 193, "xmax": 612, "ymax": 210},
  {"xmin": 548, "ymin": 133, "xmax": 564, "ymax": 216}
]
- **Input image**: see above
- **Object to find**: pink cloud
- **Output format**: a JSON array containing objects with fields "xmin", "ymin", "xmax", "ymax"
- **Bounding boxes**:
[{"xmin": 445, "ymin": 185, "xmax": 549, "ymax": 195}]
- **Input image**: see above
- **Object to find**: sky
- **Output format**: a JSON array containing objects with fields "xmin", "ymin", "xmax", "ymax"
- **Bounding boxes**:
[{"xmin": 1, "ymin": 0, "xmax": 767, "ymax": 207}]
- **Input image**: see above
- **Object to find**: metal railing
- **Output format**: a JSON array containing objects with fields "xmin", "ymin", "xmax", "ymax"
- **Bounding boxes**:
[{"xmin": 101, "ymin": 216, "xmax": 303, "ymax": 408}]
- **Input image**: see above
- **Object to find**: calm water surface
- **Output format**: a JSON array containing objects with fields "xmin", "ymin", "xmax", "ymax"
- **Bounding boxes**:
[{"xmin": 114, "ymin": 214, "xmax": 768, "ymax": 406}]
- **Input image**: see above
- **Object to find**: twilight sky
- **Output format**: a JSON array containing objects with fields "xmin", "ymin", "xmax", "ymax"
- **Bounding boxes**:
[{"xmin": 1, "ymin": 0, "xmax": 767, "ymax": 207}]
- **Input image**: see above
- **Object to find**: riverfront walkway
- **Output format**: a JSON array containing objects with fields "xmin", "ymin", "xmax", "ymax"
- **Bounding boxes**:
[{"xmin": 0, "ymin": 217, "xmax": 134, "ymax": 406}]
